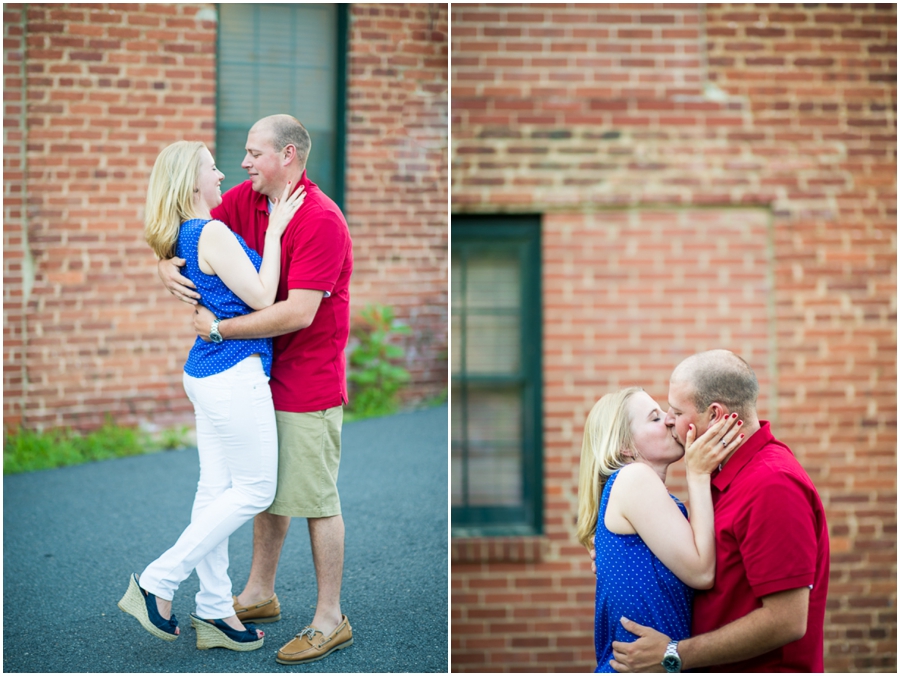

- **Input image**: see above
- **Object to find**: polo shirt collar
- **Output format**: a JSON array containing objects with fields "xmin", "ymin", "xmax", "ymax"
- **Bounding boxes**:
[
  {"xmin": 712, "ymin": 420, "xmax": 775, "ymax": 491},
  {"xmin": 254, "ymin": 170, "xmax": 311, "ymax": 213}
]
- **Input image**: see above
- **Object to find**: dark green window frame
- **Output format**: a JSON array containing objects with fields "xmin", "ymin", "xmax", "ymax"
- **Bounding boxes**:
[
  {"xmin": 451, "ymin": 215, "xmax": 543, "ymax": 537},
  {"xmin": 215, "ymin": 4, "xmax": 348, "ymax": 209}
]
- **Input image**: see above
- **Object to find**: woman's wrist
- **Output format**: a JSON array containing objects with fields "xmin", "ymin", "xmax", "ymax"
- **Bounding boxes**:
[{"xmin": 685, "ymin": 468, "xmax": 712, "ymax": 481}]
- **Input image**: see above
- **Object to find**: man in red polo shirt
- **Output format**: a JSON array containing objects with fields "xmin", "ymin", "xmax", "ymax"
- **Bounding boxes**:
[
  {"xmin": 607, "ymin": 350, "xmax": 829, "ymax": 673},
  {"xmin": 158, "ymin": 114, "xmax": 354, "ymax": 665}
]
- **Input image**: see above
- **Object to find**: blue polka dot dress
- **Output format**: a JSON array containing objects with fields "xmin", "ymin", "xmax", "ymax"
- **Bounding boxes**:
[
  {"xmin": 593, "ymin": 469, "xmax": 693, "ymax": 673},
  {"xmin": 177, "ymin": 218, "xmax": 273, "ymax": 378}
]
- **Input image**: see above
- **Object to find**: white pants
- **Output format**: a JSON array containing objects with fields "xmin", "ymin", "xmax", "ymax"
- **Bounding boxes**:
[{"xmin": 140, "ymin": 356, "xmax": 278, "ymax": 619}]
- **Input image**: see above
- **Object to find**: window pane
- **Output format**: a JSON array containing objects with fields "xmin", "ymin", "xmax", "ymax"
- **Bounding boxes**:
[
  {"xmin": 451, "ymin": 449, "xmax": 463, "ymax": 506},
  {"xmin": 451, "ymin": 256, "xmax": 462, "ymax": 308},
  {"xmin": 451, "ymin": 256, "xmax": 462, "ymax": 375},
  {"xmin": 218, "ymin": 5, "xmax": 255, "ymax": 54},
  {"xmin": 217, "ymin": 4, "xmax": 340, "ymax": 200},
  {"xmin": 451, "ymin": 313, "xmax": 462, "ymax": 376},
  {"xmin": 465, "ymin": 314, "xmax": 519, "ymax": 375},
  {"xmin": 292, "ymin": 68, "xmax": 337, "ymax": 129},
  {"xmin": 218, "ymin": 65, "xmax": 257, "ymax": 125},
  {"xmin": 216, "ymin": 127, "xmax": 251, "ymax": 183},
  {"xmin": 451, "ymin": 383, "xmax": 464, "ymax": 506},
  {"xmin": 463, "ymin": 253, "xmax": 521, "ymax": 375},
  {"xmin": 466, "ymin": 254, "xmax": 520, "ymax": 310},
  {"xmin": 263, "ymin": 65, "xmax": 297, "ymax": 114},
  {"xmin": 466, "ymin": 388, "xmax": 523, "ymax": 506},
  {"xmin": 257, "ymin": 12, "xmax": 297, "ymax": 62},
  {"xmin": 290, "ymin": 6, "xmax": 336, "ymax": 65}
]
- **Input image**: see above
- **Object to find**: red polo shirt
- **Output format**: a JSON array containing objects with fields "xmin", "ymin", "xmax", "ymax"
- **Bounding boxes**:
[
  {"xmin": 692, "ymin": 422, "xmax": 829, "ymax": 672},
  {"xmin": 211, "ymin": 173, "xmax": 353, "ymax": 413}
]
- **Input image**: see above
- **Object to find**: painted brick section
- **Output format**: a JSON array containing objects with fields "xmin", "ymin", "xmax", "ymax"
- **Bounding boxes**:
[
  {"xmin": 706, "ymin": 6, "xmax": 896, "ymax": 672},
  {"xmin": 451, "ymin": 4, "xmax": 895, "ymax": 673},
  {"xmin": 540, "ymin": 208, "xmax": 774, "ymax": 518},
  {"xmin": 4, "ymin": 6, "xmax": 28, "ymax": 428},
  {"xmin": 346, "ymin": 3, "xmax": 448, "ymax": 403},
  {"xmin": 5, "ymin": 2, "xmax": 218, "ymax": 432},
  {"xmin": 4, "ymin": 3, "xmax": 449, "ymax": 433}
]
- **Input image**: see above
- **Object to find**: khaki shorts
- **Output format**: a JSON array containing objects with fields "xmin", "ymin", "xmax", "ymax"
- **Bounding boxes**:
[{"xmin": 267, "ymin": 406, "xmax": 343, "ymax": 518}]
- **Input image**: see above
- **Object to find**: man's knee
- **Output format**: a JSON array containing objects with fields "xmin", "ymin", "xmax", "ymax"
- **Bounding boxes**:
[
  {"xmin": 308, "ymin": 514, "xmax": 344, "ymax": 542},
  {"xmin": 256, "ymin": 509, "xmax": 291, "ymax": 536}
]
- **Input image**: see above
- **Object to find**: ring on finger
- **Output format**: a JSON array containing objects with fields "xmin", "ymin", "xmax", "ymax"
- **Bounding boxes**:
[{"xmin": 722, "ymin": 440, "xmax": 727, "ymax": 447}]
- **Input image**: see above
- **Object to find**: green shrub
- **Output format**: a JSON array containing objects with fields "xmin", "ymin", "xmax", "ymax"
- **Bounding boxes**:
[
  {"xmin": 3, "ymin": 418, "xmax": 191, "ymax": 475},
  {"xmin": 346, "ymin": 305, "xmax": 412, "ymax": 421},
  {"xmin": 154, "ymin": 424, "xmax": 192, "ymax": 451},
  {"xmin": 422, "ymin": 388, "xmax": 448, "ymax": 408}
]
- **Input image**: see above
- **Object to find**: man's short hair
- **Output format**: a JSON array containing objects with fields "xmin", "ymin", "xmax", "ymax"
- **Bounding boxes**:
[
  {"xmin": 256, "ymin": 114, "xmax": 311, "ymax": 167},
  {"xmin": 673, "ymin": 349, "xmax": 759, "ymax": 418}
]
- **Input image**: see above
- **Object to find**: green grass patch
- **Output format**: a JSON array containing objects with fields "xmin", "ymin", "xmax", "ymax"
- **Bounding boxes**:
[
  {"xmin": 421, "ymin": 388, "xmax": 448, "ymax": 409},
  {"xmin": 4, "ymin": 419, "xmax": 191, "ymax": 475}
]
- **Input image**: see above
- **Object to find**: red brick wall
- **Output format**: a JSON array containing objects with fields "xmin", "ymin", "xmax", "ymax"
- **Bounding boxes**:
[
  {"xmin": 346, "ymin": 3, "xmax": 449, "ymax": 403},
  {"xmin": 3, "ymin": 3, "xmax": 448, "ymax": 432},
  {"xmin": 3, "ymin": 3, "xmax": 218, "ymax": 432},
  {"xmin": 451, "ymin": 3, "xmax": 895, "ymax": 673},
  {"xmin": 4, "ymin": 6, "xmax": 28, "ymax": 430}
]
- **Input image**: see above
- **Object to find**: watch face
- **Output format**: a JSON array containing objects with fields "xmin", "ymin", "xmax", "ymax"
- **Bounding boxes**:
[{"xmin": 662, "ymin": 655, "xmax": 680, "ymax": 672}]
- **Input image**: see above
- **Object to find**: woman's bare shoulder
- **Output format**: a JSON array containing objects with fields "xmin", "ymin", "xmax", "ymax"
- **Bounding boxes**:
[
  {"xmin": 198, "ymin": 219, "xmax": 239, "ymax": 247},
  {"xmin": 610, "ymin": 462, "xmax": 667, "ymax": 507},
  {"xmin": 615, "ymin": 461, "xmax": 661, "ymax": 485},
  {"xmin": 606, "ymin": 464, "xmax": 659, "ymax": 534},
  {"xmin": 200, "ymin": 218, "xmax": 230, "ymax": 233}
]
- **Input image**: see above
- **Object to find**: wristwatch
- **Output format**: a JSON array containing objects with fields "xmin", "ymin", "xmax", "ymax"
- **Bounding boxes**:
[
  {"xmin": 662, "ymin": 640, "xmax": 682, "ymax": 673},
  {"xmin": 209, "ymin": 318, "xmax": 223, "ymax": 344}
]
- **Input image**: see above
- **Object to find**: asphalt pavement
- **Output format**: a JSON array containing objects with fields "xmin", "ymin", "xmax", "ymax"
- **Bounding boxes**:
[{"xmin": 3, "ymin": 405, "xmax": 448, "ymax": 673}]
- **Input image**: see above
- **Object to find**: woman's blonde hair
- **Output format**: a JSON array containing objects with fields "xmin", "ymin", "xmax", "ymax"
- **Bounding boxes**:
[
  {"xmin": 144, "ymin": 140, "xmax": 206, "ymax": 259},
  {"xmin": 576, "ymin": 386, "xmax": 644, "ymax": 549}
]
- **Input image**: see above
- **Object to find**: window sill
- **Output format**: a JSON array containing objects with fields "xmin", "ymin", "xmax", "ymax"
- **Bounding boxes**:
[{"xmin": 451, "ymin": 535, "xmax": 547, "ymax": 564}]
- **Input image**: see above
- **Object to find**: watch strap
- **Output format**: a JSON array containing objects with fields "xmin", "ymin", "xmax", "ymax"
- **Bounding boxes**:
[{"xmin": 662, "ymin": 640, "xmax": 681, "ymax": 673}]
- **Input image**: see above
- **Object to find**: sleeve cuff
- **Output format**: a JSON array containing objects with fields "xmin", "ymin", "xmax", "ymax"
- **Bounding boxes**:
[
  {"xmin": 288, "ymin": 280, "xmax": 335, "ymax": 294},
  {"xmin": 752, "ymin": 572, "xmax": 815, "ymax": 599}
]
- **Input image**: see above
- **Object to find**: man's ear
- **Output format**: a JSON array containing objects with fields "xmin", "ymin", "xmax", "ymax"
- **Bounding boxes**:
[
  {"xmin": 708, "ymin": 403, "xmax": 727, "ymax": 422},
  {"xmin": 282, "ymin": 143, "xmax": 297, "ymax": 166}
]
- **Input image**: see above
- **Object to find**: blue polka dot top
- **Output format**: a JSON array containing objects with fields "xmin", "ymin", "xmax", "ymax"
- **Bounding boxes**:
[
  {"xmin": 177, "ymin": 218, "xmax": 273, "ymax": 378},
  {"xmin": 593, "ymin": 469, "xmax": 693, "ymax": 673}
]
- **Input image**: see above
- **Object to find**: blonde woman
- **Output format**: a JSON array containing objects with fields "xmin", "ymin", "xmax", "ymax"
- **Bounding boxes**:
[
  {"xmin": 576, "ymin": 388, "xmax": 743, "ymax": 672},
  {"xmin": 117, "ymin": 141, "xmax": 304, "ymax": 652}
]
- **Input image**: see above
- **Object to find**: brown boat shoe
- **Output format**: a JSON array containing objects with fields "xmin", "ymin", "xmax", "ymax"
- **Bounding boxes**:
[
  {"xmin": 275, "ymin": 615, "xmax": 353, "ymax": 665},
  {"xmin": 232, "ymin": 594, "xmax": 281, "ymax": 624}
]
